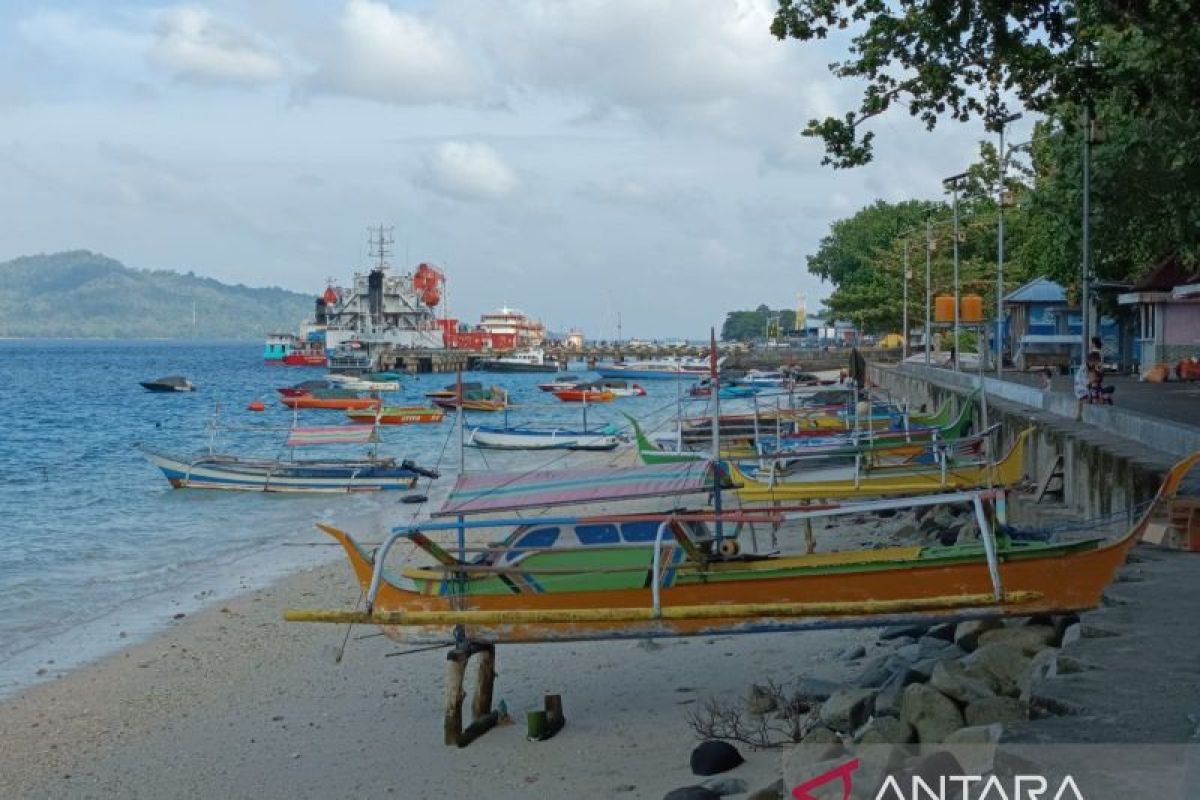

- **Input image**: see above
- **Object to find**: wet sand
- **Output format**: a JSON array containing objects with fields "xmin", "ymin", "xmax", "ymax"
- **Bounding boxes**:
[{"xmin": 0, "ymin": 554, "xmax": 873, "ymax": 799}]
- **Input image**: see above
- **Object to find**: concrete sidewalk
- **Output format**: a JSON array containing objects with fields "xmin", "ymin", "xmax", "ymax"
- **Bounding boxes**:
[{"xmin": 997, "ymin": 369, "xmax": 1200, "ymax": 432}]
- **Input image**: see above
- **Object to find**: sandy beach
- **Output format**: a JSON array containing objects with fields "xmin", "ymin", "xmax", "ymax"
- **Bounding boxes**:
[{"xmin": 0, "ymin": 550, "xmax": 874, "ymax": 799}]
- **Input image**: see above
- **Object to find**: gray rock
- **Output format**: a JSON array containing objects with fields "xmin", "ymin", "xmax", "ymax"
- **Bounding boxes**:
[
  {"xmin": 838, "ymin": 644, "xmax": 866, "ymax": 662},
  {"xmin": 909, "ymin": 646, "xmax": 965, "ymax": 681},
  {"xmin": 873, "ymin": 667, "xmax": 921, "ymax": 718},
  {"xmin": 690, "ymin": 740, "xmax": 744, "ymax": 776},
  {"xmin": 1060, "ymin": 622, "xmax": 1082, "ymax": 648},
  {"xmin": 879, "ymin": 623, "xmax": 929, "ymax": 641},
  {"xmin": 1079, "ymin": 623, "xmax": 1119, "ymax": 639},
  {"xmin": 700, "ymin": 777, "xmax": 748, "ymax": 796},
  {"xmin": 664, "ymin": 787, "xmax": 721, "ymax": 800},
  {"xmin": 926, "ymin": 623, "xmax": 956, "ymax": 642},
  {"xmin": 745, "ymin": 779, "xmax": 784, "ymax": 800},
  {"xmin": 976, "ymin": 624, "xmax": 1057, "ymax": 655},
  {"xmin": 929, "ymin": 659, "xmax": 999, "ymax": 705},
  {"xmin": 1056, "ymin": 654, "xmax": 1094, "ymax": 674},
  {"xmin": 1019, "ymin": 647, "xmax": 1060, "ymax": 703},
  {"xmin": 953, "ymin": 619, "xmax": 1003, "ymax": 652},
  {"xmin": 819, "ymin": 688, "xmax": 875, "ymax": 733},
  {"xmin": 896, "ymin": 642, "xmax": 921, "ymax": 662},
  {"xmin": 856, "ymin": 716, "xmax": 915, "ymax": 745},
  {"xmin": 917, "ymin": 635, "xmax": 955, "ymax": 659},
  {"xmin": 944, "ymin": 722, "xmax": 1003, "ymax": 745},
  {"xmin": 856, "ymin": 654, "xmax": 904, "ymax": 688},
  {"xmin": 800, "ymin": 726, "xmax": 843, "ymax": 752},
  {"xmin": 793, "ymin": 677, "xmax": 841, "ymax": 703},
  {"xmin": 962, "ymin": 643, "xmax": 1031, "ymax": 698},
  {"xmin": 902, "ymin": 683, "xmax": 965, "ymax": 744},
  {"xmin": 894, "ymin": 522, "xmax": 919, "ymax": 539},
  {"xmin": 965, "ymin": 696, "xmax": 1028, "ymax": 726},
  {"xmin": 746, "ymin": 684, "xmax": 778, "ymax": 716}
]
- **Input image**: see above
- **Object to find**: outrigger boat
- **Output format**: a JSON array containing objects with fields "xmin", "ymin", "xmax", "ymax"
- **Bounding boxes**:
[
  {"xmin": 346, "ymin": 406, "xmax": 445, "ymax": 425},
  {"xmin": 138, "ymin": 425, "xmax": 438, "ymax": 493},
  {"xmin": 554, "ymin": 386, "xmax": 616, "ymax": 403},
  {"xmin": 289, "ymin": 451, "xmax": 1200, "ymax": 644},
  {"xmin": 591, "ymin": 379, "xmax": 646, "ymax": 398},
  {"xmin": 430, "ymin": 385, "xmax": 508, "ymax": 412},
  {"xmin": 537, "ymin": 375, "xmax": 580, "ymax": 392},
  {"xmin": 277, "ymin": 379, "xmax": 332, "ymax": 398},
  {"xmin": 730, "ymin": 427, "xmax": 1033, "ymax": 503},
  {"xmin": 282, "ymin": 390, "xmax": 380, "ymax": 410},
  {"xmin": 466, "ymin": 424, "xmax": 621, "ymax": 451}
]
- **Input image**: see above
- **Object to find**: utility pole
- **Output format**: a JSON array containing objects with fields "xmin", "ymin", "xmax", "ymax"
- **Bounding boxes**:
[
  {"xmin": 925, "ymin": 218, "xmax": 932, "ymax": 366},
  {"xmin": 997, "ymin": 112, "xmax": 1022, "ymax": 376},
  {"xmin": 943, "ymin": 172, "xmax": 968, "ymax": 371},
  {"xmin": 1081, "ymin": 103, "xmax": 1092, "ymax": 362},
  {"xmin": 902, "ymin": 240, "xmax": 910, "ymax": 362}
]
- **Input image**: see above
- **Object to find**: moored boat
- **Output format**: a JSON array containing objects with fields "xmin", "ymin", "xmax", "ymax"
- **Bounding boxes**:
[
  {"xmin": 553, "ymin": 386, "xmax": 615, "ymax": 403},
  {"xmin": 466, "ymin": 424, "xmax": 621, "ymax": 451},
  {"xmin": 592, "ymin": 379, "xmax": 646, "ymax": 397},
  {"xmin": 138, "ymin": 425, "xmax": 439, "ymax": 493},
  {"xmin": 430, "ymin": 385, "xmax": 509, "ymax": 412},
  {"xmin": 282, "ymin": 390, "xmax": 380, "ymax": 410},
  {"xmin": 140, "ymin": 375, "xmax": 196, "ymax": 392},
  {"xmin": 594, "ymin": 355, "xmax": 722, "ymax": 380},
  {"xmin": 475, "ymin": 348, "xmax": 560, "ymax": 373},
  {"xmin": 537, "ymin": 375, "xmax": 580, "ymax": 392},
  {"xmin": 347, "ymin": 406, "xmax": 446, "ymax": 425}
]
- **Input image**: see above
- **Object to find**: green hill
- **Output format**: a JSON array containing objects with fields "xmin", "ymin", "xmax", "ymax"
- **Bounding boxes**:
[{"xmin": 0, "ymin": 251, "xmax": 315, "ymax": 339}]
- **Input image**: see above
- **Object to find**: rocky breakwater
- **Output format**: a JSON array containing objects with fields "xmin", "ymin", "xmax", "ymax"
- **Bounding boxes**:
[{"xmin": 768, "ymin": 616, "xmax": 1087, "ymax": 798}]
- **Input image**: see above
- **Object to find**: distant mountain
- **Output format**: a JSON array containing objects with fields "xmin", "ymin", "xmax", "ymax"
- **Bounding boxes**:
[{"xmin": 0, "ymin": 251, "xmax": 315, "ymax": 339}]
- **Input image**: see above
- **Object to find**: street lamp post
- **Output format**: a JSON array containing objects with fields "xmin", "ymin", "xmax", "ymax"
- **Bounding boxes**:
[
  {"xmin": 1081, "ymin": 104, "xmax": 1092, "ymax": 362},
  {"xmin": 996, "ymin": 112, "xmax": 1022, "ymax": 376},
  {"xmin": 943, "ymin": 172, "xmax": 968, "ymax": 371},
  {"xmin": 924, "ymin": 218, "xmax": 932, "ymax": 366},
  {"xmin": 902, "ymin": 240, "xmax": 910, "ymax": 362}
]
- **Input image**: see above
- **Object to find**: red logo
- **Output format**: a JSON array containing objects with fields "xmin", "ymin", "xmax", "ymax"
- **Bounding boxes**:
[{"xmin": 792, "ymin": 757, "xmax": 860, "ymax": 800}]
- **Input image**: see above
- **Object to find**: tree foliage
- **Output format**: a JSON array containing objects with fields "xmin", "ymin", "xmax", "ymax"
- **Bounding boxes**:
[
  {"xmin": 772, "ymin": 0, "xmax": 1200, "ymax": 170},
  {"xmin": 721, "ymin": 305, "xmax": 797, "ymax": 341}
]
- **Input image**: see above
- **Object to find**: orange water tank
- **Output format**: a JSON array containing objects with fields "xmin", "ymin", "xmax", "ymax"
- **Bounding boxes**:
[
  {"xmin": 961, "ymin": 294, "xmax": 984, "ymax": 322},
  {"xmin": 934, "ymin": 296, "xmax": 956, "ymax": 323}
]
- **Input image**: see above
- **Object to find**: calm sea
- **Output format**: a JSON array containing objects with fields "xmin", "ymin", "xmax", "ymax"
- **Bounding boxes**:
[{"xmin": 0, "ymin": 339, "xmax": 667, "ymax": 696}]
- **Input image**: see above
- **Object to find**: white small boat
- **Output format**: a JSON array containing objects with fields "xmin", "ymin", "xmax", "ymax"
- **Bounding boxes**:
[
  {"xmin": 466, "ymin": 425, "xmax": 621, "ymax": 451},
  {"xmin": 326, "ymin": 374, "xmax": 400, "ymax": 392},
  {"xmin": 591, "ymin": 379, "xmax": 647, "ymax": 397},
  {"xmin": 536, "ymin": 375, "xmax": 580, "ymax": 392}
]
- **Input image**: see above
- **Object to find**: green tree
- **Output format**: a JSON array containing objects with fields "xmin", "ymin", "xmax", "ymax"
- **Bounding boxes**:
[
  {"xmin": 721, "ymin": 306, "xmax": 797, "ymax": 341},
  {"xmin": 771, "ymin": 0, "xmax": 1200, "ymax": 170}
]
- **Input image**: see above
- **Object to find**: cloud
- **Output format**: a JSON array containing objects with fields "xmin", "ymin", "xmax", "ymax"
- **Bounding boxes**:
[
  {"xmin": 16, "ymin": 10, "xmax": 150, "ymax": 73},
  {"xmin": 149, "ymin": 7, "xmax": 288, "ymax": 85},
  {"xmin": 416, "ymin": 141, "xmax": 519, "ymax": 202},
  {"xmin": 305, "ymin": 0, "xmax": 484, "ymax": 105}
]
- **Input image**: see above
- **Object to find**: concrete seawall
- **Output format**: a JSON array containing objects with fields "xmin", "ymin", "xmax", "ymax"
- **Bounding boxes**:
[{"xmin": 869, "ymin": 363, "xmax": 1191, "ymax": 523}]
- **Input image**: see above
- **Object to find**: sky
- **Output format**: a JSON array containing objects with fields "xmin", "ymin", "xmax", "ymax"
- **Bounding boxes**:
[{"xmin": 0, "ymin": 0, "xmax": 1035, "ymax": 339}]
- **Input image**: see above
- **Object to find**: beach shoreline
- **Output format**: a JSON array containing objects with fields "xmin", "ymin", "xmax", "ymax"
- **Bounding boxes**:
[{"xmin": 0, "ymin": 545, "xmax": 875, "ymax": 799}]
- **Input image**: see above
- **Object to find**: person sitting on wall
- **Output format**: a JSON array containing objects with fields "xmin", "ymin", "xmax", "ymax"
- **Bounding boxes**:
[{"xmin": 1088, "ymin": 352, "xmax": 1115, "ymax": 405}]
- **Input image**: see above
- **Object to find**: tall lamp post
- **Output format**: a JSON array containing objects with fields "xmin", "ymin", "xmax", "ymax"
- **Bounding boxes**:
[
  {"xmin": 925, "ymin": 218, "xmax": 932, "ymax": 366},
  {"xmin": 995, "ymin": 112, "xmax": 1022, "ymax": 376},
  {"xmin": 902, "ymin": 240, "xmax": 910, "ymax": 362},
  {"xmin": 943, "ymin": 172, "xmax": 969, "ymax": 371}
]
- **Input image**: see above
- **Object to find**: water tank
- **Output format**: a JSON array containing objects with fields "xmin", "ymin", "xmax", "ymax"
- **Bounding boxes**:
[
  {"xmin": 934, "ymin": 296, "xmax": 956, "ymax": 323},
  {"xmin": 961, "ymin": 294, "xmax": 984, "ymax": 322}
]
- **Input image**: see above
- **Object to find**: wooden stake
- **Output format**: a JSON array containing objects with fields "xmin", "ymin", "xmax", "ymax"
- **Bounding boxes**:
[
  {"xmin": 472, "ymin": 645, "xmax": 496, "ymax": 720},
  {"xmin": 444, "ymin": 651, "xmax": 467, "ymax": 746}
]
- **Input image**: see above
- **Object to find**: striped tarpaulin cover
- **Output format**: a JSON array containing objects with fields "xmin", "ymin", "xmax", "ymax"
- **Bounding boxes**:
[
  {"xmin": 434, "ymin": 461, "xmax": 716, "ymax": 517},
  {"xmin": 286, "ymin": 426, "xmax": 378, "ymax": 447}
]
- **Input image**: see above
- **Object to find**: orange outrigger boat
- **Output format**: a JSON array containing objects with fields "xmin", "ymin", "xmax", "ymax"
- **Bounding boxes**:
[
  {"xmin": 288, "ymin": 452, "xmax": 1200, "ymax": 644},
  {"xmin": 346, "ymin": 406, "xmax": 445, "ymax": 425},
  {"xmin": 281, "ymin": 393, "xmax": 380, "ymax": 411}
]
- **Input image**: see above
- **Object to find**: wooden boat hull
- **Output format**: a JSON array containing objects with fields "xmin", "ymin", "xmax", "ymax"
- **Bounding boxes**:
[
  {"xmin": 282, "ymin": 396, "xmax": 380, "ymax": 410},
  {"xmin": 346, "ymin": 407, "xmax": 445, "ymax": 425},
  {"xmin": 728, "ymin": 428, "xmax": 1033, "ymax": 502},
  {"xmin": 281, "ymin": 353, "xmax": 326, "ymax": 366},
  {"xmin": 317, "ymin": 527, "xmax": 1131, "ymax": 644},
  {"xmin": 466, "ymin": 426, "xmax": 620, "ymax": 451},
  {"xmin": 139, "ymin": 448, "xmax": 421, "ymax": 493},
  {"xmin": 299, "ymin": 452, "xmax": 1199, "ymax": 644},
  {"xmin": 554, "ymin": 389, "xmax": 615, "ymax": 403},
  {"xmin": 430, "ymin": 398, "xmax": 507, "ymax": 412}
]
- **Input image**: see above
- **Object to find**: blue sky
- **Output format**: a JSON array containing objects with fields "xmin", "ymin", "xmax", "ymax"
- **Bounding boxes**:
[{"xmin": 0, "ymin": 1, "xmax": 1034, "ymax": 338}]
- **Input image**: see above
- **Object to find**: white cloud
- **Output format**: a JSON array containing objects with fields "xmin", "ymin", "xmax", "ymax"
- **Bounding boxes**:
[
  {"xmin": 149, "ymin": 7, "xmax": 287, "ymax": 85},
  {"xmin": 306, "ymin": 0, "xmax": 484, "ymax": 105},
  {"xmin": 417, "ymin": 141, "xmax": 519, "ymax": 202}
]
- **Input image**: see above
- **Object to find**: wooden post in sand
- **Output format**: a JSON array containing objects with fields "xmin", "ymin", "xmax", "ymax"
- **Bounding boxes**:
[{"xmin": 444, "ymin": 642, "xmax": 499, "ymax": 747}]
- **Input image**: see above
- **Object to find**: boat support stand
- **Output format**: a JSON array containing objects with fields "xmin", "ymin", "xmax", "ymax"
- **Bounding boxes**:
[{"xmin": 444, "ymin": 638, "xmax": 499, "ymax": 748}]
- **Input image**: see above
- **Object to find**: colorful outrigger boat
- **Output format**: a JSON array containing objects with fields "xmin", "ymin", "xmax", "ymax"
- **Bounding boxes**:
[
  {"xmin": 554, "ymin": 387, "xmax": 616, "ymax": 403},
  {"xmin": 466, "ymin": 424, "xmax": 621, "ymax": 451},
  {"xmin": 288, "ymin": 452, "xmax": 1200, "ymax": 643},
  {"xmin": 430, "ymin": 385, "xmax": 508, "ymax": 412},
  {"xmin": 282, "ymin": 392, "xmax": 380, "ymax": 410},
  {"xmin": 346, "ymin": 406, "xmax": 445, "ymax": 425},
  {"xmin": 138, "ymin": 425, "xmax": 438, "ymax": 493}
]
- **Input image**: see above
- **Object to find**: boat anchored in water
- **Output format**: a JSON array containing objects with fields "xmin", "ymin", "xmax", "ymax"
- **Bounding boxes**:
[
  {"xmin": 475, "ymin": 348, "xmax": 560, "ymax": 373},
  {"xmin": 140, "ymin": 375, "xmax": 196, "ymax": 393}
]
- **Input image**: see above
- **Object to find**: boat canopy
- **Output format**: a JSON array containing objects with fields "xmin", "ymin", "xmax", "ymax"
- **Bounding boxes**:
[
  {"xmin": 286, "ymin": 426, "xmax": 379, "ymax": 447},
  {"xmin": 434, "ymin": 461, "xmax": 725, "ymax": 517}
]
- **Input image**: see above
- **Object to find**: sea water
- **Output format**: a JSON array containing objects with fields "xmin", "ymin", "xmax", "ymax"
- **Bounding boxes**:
[{"xmin": 0, "ymin": 339, "xmax": 679, "ymax": 697}]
